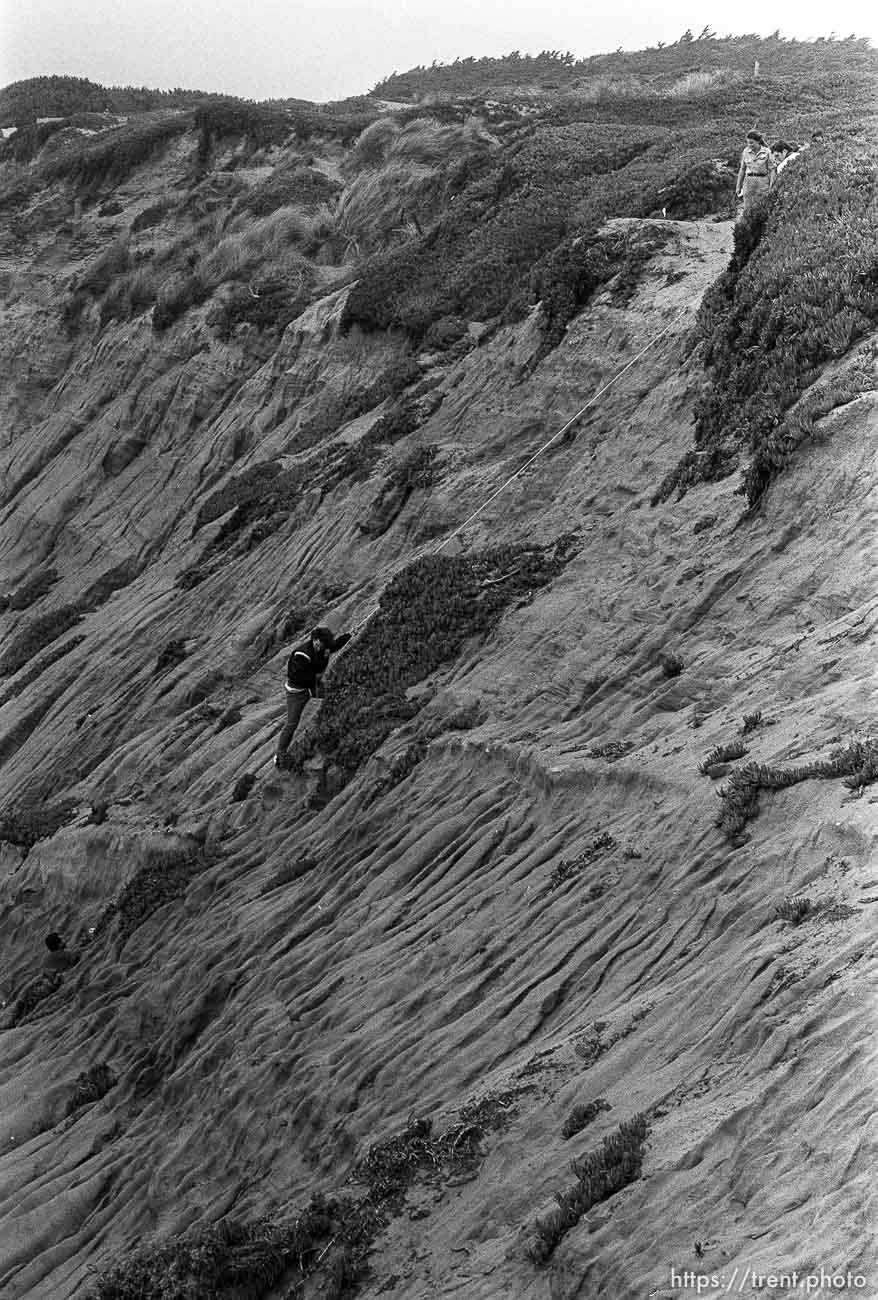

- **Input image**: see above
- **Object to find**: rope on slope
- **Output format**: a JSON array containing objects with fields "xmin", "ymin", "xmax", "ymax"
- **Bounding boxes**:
[{"xmin": 344, "ymin": 301, "xmax": 692, "ymax": 640}]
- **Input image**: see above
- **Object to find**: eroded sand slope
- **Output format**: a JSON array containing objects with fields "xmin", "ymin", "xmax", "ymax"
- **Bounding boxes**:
[{"xmin": 0, "ymin": 215, "xmax": 875, "ymax": 1299}]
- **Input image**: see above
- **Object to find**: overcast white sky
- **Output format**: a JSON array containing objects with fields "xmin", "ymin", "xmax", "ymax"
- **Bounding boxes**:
[{"xmin": 1, "ymin": 0, "xmax": 875, "ymax": 102}]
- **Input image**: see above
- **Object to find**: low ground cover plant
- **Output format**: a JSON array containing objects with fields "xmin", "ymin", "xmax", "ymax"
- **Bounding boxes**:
[
  {"xmin": 86, "ymin": 1211, "xmax": 340, "ymax": 1300},
  {"xmin": 370, "ymin": 38, "xmax": 875, "ymax": 103},
  {"xmin": 41, "ymin": 113, "xmax": 192, "ymax": 193},
  {"xmin": 88, "ymin": 1092, "xmax": 520, "ymax": 1298},
  {"xmin": 351, "ymin": 1092, "xmax": 523, "ymax": 1208},
  {"xmin": 232, "ymin": 165, "xmax": 341, "ymax": 218},
  {"xmin": 699, "ymin": 739, "xmax": 747, "ymax": 773},
  {"xmin": 0, "ymin": 799, "xmax": 77, "ymax": 854},
  {"xmin": 562, "ymin": 1098, "xmax": 611, "ymax": 1139},
  {"xmin": 295, "ymin": 540, "xmax": 574, "ymax": 780},
  {"xmin": 716, "ymin": 738, "xmax": 877, "ymax": 841},
  {"xmin": 95, "ymin": 845, "xmax": 216, "ymax": 947},
  {"xmin": 654, "ymin": 145, "xmax": 878, "ymax": 506},
  {"xmin": 194, "ymin": 101, "xmax": 291, "ymax": 163},
  {"xmin": 528, "ymin": 1113, "xmax": 649, "ymax": 1263},
  {"xmin": 532, "ymin": 223, "xmax": 671, "ymax": 353}
]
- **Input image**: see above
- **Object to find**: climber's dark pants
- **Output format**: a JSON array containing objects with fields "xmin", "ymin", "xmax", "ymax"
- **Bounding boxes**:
[{"xmin": 276, "ymin": 688, "xmax": 310, "ymax": 758}]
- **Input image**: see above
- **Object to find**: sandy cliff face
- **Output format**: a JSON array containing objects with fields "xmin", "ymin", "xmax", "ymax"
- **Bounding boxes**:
[{"xmin": 0, "ymin": 164, "xmax": 875, "ymax": 1300}]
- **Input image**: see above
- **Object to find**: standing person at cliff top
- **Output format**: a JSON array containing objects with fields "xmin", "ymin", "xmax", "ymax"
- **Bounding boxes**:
[
  {"xmin": 736, "ymin": 129, "xmax": 774, "ymax": 213},
  {"xmin": 770, "ymin": 139, "xmax": 803, "ymax": 181},
  {"xmin": 274, "ymin": 625, "xmax": 351, "ymax": 769}
]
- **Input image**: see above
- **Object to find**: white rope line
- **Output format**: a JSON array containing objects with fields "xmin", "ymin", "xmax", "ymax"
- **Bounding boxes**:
[
  {"xmin": 345, "ymin": 302, "xmax": 691, "ymax": 637},
  {"xmin": 432, "ymin": 304, "xmax": 689, "ymax": 554}
]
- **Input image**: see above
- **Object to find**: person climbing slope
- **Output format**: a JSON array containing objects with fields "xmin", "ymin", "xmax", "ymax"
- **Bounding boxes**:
[
  {"xmin": 274, "ymin": 624, "xmax": 352, "ymax": 769},
  {"xmin": 735, "ymin": 129, "xmax": 774, "ymax": 214}
]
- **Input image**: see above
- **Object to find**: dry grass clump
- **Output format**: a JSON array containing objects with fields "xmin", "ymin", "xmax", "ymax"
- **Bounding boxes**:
[
  {"xmin": 352, "ymin": 116, "xmax": 402, "ymax": 167},
  {"xmin": 667, "ymin": 68, "xmax": 731, "ymax": 97},
  {"xmin": 528, "ymin": 1114, "xmax": 649, "ymax": 1264},
  {"xmin": 548, "ymin": 833, "xmax": 616, "ymax": 890},
  {"xmin": 351, "ymin": 114, "xmax": 495, "ymax": 171},
  {"xmin": 95, "ymin": 204, "xmax": 321, "ymax": 334},
  {"xmin": 390, "ymin": 116, "xmax": 496, "ymax": 165},
  {"xmin": 61, "ymin": 240, "xmax": 130, "ymax": 328},
  {"xmin": 199, "ymin": 207, "xmax": 316, "ymax": 288},
  {"xmin": 335, "ymin": 161, "xmax": 439, "ymax": 256},
  {"xmin": 588, "ymin": 739, "xmax": 632, "ymax": 761},
  {"xmin": 339, "ymin": 116, "xmax": 498, "ymax": 257},
  {"xmin": 774, "ymin": 895, "xmax": 817, "ymax": 926},
  {"xmin": 352, "ymin": 1092, "xmax": 521, "ymax": 1208}
]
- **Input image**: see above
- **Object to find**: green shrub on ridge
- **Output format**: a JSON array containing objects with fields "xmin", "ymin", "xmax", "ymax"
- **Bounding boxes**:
[
  {"xmin": 654, "ymin": 145, "xmax": 878, "ymax": 506},
  {"xmin": 40, "ymin": 114, "xmax": 192, "ymax": 193},
  {"xmin": 295, "ymin": 540, "xmax": 574, "ymax": 779}
]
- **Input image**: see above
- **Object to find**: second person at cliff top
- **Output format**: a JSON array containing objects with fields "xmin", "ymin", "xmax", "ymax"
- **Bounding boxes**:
[{"xmin": 736, "ymin": 129, "xmax": 774, "ymax": 213}]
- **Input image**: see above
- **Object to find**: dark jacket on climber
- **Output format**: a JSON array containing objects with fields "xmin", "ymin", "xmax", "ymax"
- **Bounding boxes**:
[
  {"xmin": 274, "ymin": 625, "xmax": 352, "ymax": 768},
  {"xmin": 285, "ymin": 626, "xmax": 351, "ymax": 694}
]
